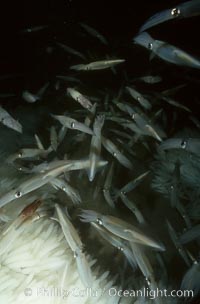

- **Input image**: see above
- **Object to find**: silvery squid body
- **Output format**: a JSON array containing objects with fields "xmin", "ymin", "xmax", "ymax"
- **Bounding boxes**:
[{"xmin": 134, "ymin": 32, "xmax": 200, "ymax": 69}]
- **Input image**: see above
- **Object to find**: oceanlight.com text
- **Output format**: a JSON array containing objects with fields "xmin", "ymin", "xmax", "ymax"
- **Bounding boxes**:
[
  {"xmin": 109, "ymin": 287, "xmax": 194, "ymax": 299},
  {"xmin": 24, "ymin": 287, "xmax": 194, "ymax": 300}
]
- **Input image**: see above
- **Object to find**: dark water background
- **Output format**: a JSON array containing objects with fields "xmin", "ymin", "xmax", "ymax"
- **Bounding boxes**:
[{"xmin": 0, "ymin": 0, "xmax": 199, "ymax": 115}]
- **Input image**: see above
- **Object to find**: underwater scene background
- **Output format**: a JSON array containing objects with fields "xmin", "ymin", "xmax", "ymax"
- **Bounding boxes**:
[{"xmin": 0, "ymin": 0, "xmax": 200, "ymax": 303}]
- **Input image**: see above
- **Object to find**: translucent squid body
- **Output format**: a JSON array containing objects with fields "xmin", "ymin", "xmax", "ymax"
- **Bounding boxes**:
[
  {"xmin": 134, "ymin": 32, "xmax": 200, "ymax": 69},
  {"xmin": 139, "ymin": 0, "xmax": 200, "ymax": 32},
  {"xmin": 55, "ymin": 204, "xmax": 93, "ymax": 287},
  {"xmin": 88, "ymin": 114, "xmax": 105, "ymax": 181},
  {"xmin": 0, "ymin": 159, "xmax": 107, "ymax": 208},
  {"xmin": 160, "ymin": 138, "xmax": 200, "ymax": 156},
  {"xmin": 80, "ymin": 210, "xmax": 165, "ymax": 251}
]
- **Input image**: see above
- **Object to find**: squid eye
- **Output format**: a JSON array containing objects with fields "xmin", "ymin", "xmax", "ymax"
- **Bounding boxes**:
[
  {"xmin": 18, "ymin": 152, "xmax": 23, "ymax": 158},
  {"xmin": 180, "ymin": 140, "xmax": 187, "ymax": 149},
  {"xmin": 148, "ymin": 43, "xmax": 153, "ymax": 50},
  {"xmin": 118, "ymin": 246, "xmax": 124, "ymax": 252},
  {"xmin": 73, "ymin": 251, "xmax": 78, "ymax": 258},
  {"xmin": 97, "ymin": 218, "xmax": 103, "ymax": 225},
  {"xmin": 145, "ymin": 277, "xmax": 151, "ymax": 286},
  {"xmin": 71, "ymin": 122, "xmax": 75, "ymax": 129},
  {"xmin": 71, "ymin": 122, "xmax": 75, "ymax": 128},
  {"xmin": 15, "ymin": 191, "xmax": 22, "ymax": 198},
  {"xmin": 171, "ymin": 8, "xmax": 180, "ymax": 17}
]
